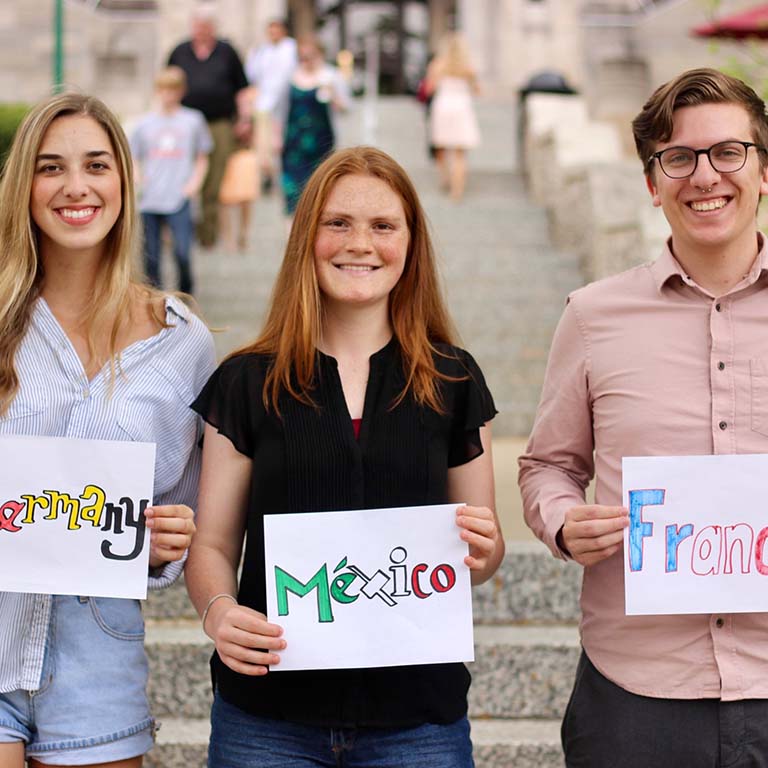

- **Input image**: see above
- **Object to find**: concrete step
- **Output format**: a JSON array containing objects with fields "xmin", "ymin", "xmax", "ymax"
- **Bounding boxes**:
[
  {"xmin": 469, "ymin": 626, "xmax": 579, "ymax": 719},
  {"xmin": 144, "ymin": 541, "xmax": 581, "ymax": 624},
  {"xmin": 144, "ymin": 618, "xmax": 579, "ymax": 721},
  {"xmin": 145, "ymin": 717, "xmax": 563, "ymax": 768}
]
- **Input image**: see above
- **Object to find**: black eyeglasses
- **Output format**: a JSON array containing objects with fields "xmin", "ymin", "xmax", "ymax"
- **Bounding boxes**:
[{"xmin": 648, "ymin": 141, "xmax": 767, "ymax": 179}]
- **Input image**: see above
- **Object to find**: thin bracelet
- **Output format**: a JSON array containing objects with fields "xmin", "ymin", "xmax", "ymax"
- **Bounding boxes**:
[{"xmin": 201, "ymin": 592, "xmax": 237, "ymax": 633}]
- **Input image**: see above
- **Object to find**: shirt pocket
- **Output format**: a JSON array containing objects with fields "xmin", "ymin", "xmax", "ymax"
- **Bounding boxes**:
[
  {"xmin": 750, "ymin": 358, "xmax": 768, "ymax": 437},
  {"xmin": 116, "ymin": 359, "xmax": 199, "ymax": 494}
]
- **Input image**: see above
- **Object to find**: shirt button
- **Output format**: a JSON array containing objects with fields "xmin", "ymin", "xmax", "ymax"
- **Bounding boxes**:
[
  {"xmin": 715, "ymin": 302, "xmax": 722, "ymax": 311},
  {"xmin": 715, "ymin": 617, "xmax": 725, "ymax": 628},
  {"xmin": 82, "ymin": 389, "xmax": 90, "ymax": 399},
  {"xmin": 719, "ymin": 420, "xmax": 727, "ymax": 430},
  {"xmin": 718, "ymin": 362, "xmax": 725, "ymax": 371}
]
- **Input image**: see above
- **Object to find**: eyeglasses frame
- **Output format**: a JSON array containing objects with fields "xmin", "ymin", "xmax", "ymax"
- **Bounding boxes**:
[{"xmin": 647, "ymin": 141, "xmax": 767, "ymax": 179}]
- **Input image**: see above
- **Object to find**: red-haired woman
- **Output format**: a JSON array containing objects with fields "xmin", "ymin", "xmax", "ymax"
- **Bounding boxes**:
[{"xmin": 186, "ymin": 145, "xmax": 503, "ymax": 767}]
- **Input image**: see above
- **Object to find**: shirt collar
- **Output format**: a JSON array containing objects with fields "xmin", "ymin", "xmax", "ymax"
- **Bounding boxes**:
[
  {"xmin": 164, "ymin": 294, "xmax": 191, "ymax": 324},
  {"xmin": 650, "ymin": 232, "xmax": 768, "ymax": 295}
]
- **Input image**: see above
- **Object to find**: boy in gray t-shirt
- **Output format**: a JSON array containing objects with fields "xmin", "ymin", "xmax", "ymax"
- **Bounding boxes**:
[{"xmin": 130, "ymin": 67, "xmax": 212, "ymax": 294}]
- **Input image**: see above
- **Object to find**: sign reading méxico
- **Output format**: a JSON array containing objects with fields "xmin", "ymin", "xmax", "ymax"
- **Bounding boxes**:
[{"xmin": 264, "ymin": 503, "xmax": 475, "ymax": 671}]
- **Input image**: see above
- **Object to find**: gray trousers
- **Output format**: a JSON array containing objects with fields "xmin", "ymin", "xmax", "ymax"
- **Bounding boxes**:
[{"xmin": 563, "ymin": 651, "xmax": 768, "ymax": 768}]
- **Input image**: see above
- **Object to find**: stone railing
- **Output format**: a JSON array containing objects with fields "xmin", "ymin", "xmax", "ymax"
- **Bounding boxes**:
[{"xmin": 521, "ymin": 93, "xmax": 668, "ymax": 282}]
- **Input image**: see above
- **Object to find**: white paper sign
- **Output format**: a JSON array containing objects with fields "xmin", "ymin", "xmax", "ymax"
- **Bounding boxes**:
[
  {"xmin": 264, "ymin": 503, "xmax": 474, "ymax": 671},
  {"xmin": 0, "ymin": 435, "xmax": 156, "ymax": 599},
  {"xmin": 623, "ymin": 454, "xmax": 768, "ymax": 615}
]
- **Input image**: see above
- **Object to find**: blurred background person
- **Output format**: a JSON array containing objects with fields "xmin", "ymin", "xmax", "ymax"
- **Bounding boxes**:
[
  {"xmin": 425, "ymin": 32, "xmax": 480, "ymax": 202},
  {"xmin": 131, "ymin": 66, "xmax": 212, "ymax": 294},
  {"xmin": 168, "ymin": 3, "xmax": 250, "ymax": 248},
  {"xmin": 245, "ymin": 18, "xmax": 297, "ymax": 195},
  {"xmin": 280, "ymin": 35, "xmax": 350, "ymax": 220},
  {"xmin": 218, "ymin": 120, "xmax": 260, "ymax": 254}
]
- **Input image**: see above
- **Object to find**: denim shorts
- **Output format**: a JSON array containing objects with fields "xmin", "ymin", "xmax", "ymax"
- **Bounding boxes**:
[
  {"xmin": 0, "ymin": 595, "xmax": 155, "ymax": 765},
  {"xmin": 209, "ymin": 690, "xmax": 475, "ymax": 768}
]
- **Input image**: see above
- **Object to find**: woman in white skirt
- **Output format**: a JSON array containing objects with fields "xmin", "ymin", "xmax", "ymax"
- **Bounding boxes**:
[{"xmin": 426, "ymin": 33, "xmax": 481, "ymax": 202}]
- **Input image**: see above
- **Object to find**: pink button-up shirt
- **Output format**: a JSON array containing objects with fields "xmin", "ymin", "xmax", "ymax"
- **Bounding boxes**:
[{"xmin": 519, "ymin": 236, "xmax": 768, "ymax": 700}]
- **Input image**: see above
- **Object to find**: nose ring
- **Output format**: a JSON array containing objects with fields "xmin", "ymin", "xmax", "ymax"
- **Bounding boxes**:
[{"xmin": 699, "ymin": 186, "xmax": 713, "ymax": 193}]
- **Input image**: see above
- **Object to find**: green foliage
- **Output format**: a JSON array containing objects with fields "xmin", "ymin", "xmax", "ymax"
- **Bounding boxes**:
[
  {"xmin": 699, "ymin": 0, "xmax": 768, "ymax": 101},
  {"xmin": 0, "ymin": 103, "xmax": 30, "ymax": 169}
]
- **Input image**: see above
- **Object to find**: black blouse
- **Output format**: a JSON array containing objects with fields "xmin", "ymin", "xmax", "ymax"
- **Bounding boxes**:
[{"xmin": 192, "ymin": 338, "xmax": 497, "ymax": 728}]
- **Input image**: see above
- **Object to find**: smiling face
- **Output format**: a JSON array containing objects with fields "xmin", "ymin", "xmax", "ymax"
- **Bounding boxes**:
[
  {"xmin": 313, "ymin": 173, "xmax": 409, "ymax": 316},
  {"xmin": 646, "ymin": 102, "xmax": 768, "ymax": 260},
  {"xmin": 30, "ymin": 115, "xmax": 122, "ymax": 266}
]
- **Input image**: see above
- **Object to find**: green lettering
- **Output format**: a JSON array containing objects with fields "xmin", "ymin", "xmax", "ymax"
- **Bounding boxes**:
[
  {"xmin": 331, "ymin": 573, "xmax": 359, "ymax": 604},
  {"xmin": 275, "ymin": 564, "xmax": 334, "ymax": 623}
]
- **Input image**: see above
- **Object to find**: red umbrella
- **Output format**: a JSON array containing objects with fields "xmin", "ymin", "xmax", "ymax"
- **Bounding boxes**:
[{"xmin": 693, "ymin": 4, "xmax": 768, "ymax": 38}]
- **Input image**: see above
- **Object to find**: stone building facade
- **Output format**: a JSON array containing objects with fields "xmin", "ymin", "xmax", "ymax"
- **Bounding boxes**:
[{"xmin": 0, "ymin": 0, "xmax": 765, "ymax": 121}]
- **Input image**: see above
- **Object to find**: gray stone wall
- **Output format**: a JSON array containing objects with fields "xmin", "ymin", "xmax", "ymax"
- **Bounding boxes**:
[{"xmin": 523, "ymin": 92, "xmax": 669, "ymax": 282}]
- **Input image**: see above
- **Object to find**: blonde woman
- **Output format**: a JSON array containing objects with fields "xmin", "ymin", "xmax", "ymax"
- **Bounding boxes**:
[
  {"xmin": 426, "ymin": 33, "xmax": 481, "ymax": 201},
  {"xmin": 0, "ymin": 93, "xmax": 215, "ymax": 767},
  {"xmin": 186, "ymin": 146, "xmax": 504, "ymax": 766}
]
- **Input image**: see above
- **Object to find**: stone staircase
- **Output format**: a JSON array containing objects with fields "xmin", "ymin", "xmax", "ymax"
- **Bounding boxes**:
[{"xmin": 143, "ymin": 542, "xmax": 581, "ymax": 767}]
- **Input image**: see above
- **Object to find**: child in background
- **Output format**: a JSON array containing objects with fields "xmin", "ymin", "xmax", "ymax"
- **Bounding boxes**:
[{"xmin": 131, "ymin": 66, "xmax": 212, "ymax": 293}]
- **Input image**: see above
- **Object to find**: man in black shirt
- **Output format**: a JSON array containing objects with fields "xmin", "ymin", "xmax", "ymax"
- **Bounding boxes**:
[{"xmin": 168, "ymin": 5, "xmax": 249, "ymax": 247}]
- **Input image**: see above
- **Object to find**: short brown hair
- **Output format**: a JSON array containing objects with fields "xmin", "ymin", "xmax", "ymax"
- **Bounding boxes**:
[{"xmin": 632, "ymin": 68, "xmax": 768, "ymax": 173}]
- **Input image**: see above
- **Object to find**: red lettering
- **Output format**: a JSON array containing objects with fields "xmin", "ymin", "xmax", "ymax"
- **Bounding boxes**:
[
  {"xmin": 755, "ymin": 526, "xmax": 768, "ymax": 575},
  {"xmin": 411, "ymin": 563, "xmax": 431, "ymax": 599},
  {"xmin": 430, "ymin": 564, "xmax": 456, "ymax": 592},
  {"xmin": 0, "ymin": 501, "xmax": 24, "ymax": 533}
]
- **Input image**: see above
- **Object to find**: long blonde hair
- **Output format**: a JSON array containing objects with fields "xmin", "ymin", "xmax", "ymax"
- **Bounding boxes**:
[
  {"xmin": 0, "ymin": 92, "xmax": 156, "ymax": 415},
  {"xmin": 436, "ymin": 32, "xmax": 476, "ymax": 80},
  {"xmin": 233, "ymin": 146, "xmax": 460, "ymax": 414}
]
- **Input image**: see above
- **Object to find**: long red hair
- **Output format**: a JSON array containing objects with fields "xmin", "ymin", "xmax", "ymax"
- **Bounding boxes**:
[{"xmin": 233, "ymin": 146, "xmax": 460, "ymax": 413}]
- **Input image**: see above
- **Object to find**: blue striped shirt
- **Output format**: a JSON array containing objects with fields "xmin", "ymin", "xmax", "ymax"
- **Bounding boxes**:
[{"xmin": 0, "ymin": 295, "xmax": 216, "ymax": 692}]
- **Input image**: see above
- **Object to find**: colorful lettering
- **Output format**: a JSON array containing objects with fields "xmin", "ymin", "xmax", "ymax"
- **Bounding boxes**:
[
  {"xmin": 691, "ymin": 525, "xmax": 722, "ymax": 576},
  {"xmin": 628, "ymin": 489, "xmax": 665, "ymax": 572},
  {"xmin": 665, "ymin": 523, "xmax": 694, "ymax": 573},
  {"xmin": 275, "ymin": 563, "xmax": 334, "ymax": 623},
  {"xmin": 0, "ymin": 501, "xmax": 24, "ymax": 533}
]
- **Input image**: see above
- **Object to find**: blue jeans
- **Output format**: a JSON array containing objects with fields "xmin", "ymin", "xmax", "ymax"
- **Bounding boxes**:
[
  {"xmin": 142, "ymin": 200, "xmax": 194, "ymax": 293},
  {"xmin": 209, "ymin": 691, "xmax": 474, "ymax": 768}
]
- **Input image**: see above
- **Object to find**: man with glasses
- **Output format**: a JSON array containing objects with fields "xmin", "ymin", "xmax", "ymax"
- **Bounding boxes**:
[{"xmin": 519, "ymin": 68, "xmax": 768, "ymax": 766}]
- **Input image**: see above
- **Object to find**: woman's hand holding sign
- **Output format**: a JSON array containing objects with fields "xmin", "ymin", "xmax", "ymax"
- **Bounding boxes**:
[
  {"xmin": 204, "ymin": 599, "xmax": 286, "ymax": 676},
  {"xmin": 456, "ymin": 505, "xmax": 500, "ymax": 581},
  {"xmin": 145, "ymin": 504, "xmax": 196, "ymax": 567}
]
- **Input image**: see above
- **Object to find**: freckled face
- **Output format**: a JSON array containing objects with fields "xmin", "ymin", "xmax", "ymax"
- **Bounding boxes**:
[
  {"xmin": 314, "ymin": 174, "xmax": 409, "ymax": 314},
  {"xmin": 30, "ymin": 115, "xmax": 122, "ymax": 263}
]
